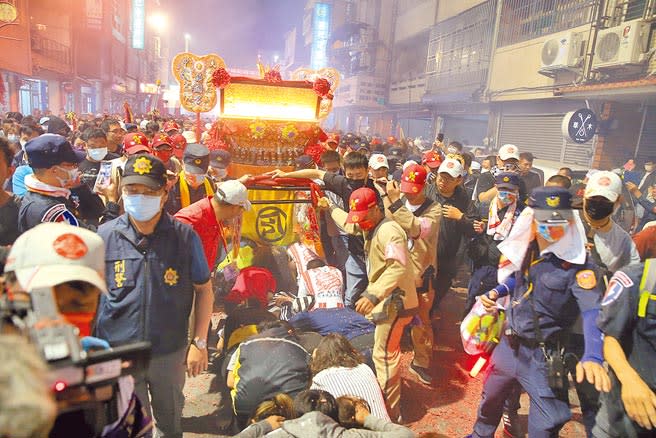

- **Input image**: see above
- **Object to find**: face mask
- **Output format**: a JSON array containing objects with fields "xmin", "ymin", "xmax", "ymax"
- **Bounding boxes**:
[
  {"xmin": 213, "ymin": 168, "xmax": 228, "ymax": 180},
  {"xmin": 536, "ymin": 221, "xmax": 569, "ymax": 243},
  {"xmin": 584, "ymin": 198, "xmax": 615, "ymax": 221},
  {"xmin": 346, "ymin": 177, "xmax": 366, "ymax": 189},
  {"xmin": 19, "ymin": 139, "xmax": 27, "ymax": 149},
  {"xmin": 55, "ymin": 166, "xmax": 80, "ymax": 187},
  {"xmin": 497, "ymin": 191, "xmax": 517, "ymax": 206},
  {"xmin": 646, "ymin": 164, "xmax": 654, "ymax": 173},
  {"xmin": 61, "ymin": 311, "xmax": 95, "ymax": 337},
  {"xmin": 87, "ymin": 147, "xmax": 107, "ymax": 161},
  {"xmin": 7, "ymin": 134, "xmax": 18, "ymax": 143},
  {"xmin": 154, "ymin": 149, "xmax": 173, "ymax": 163},
  {"xmin": 186, "ymin": 172, "xmax": 206, "ymax": 188},
  {"xmin": 447, "ymin": 146, "xmax": 457, "ymax": 154},
  {"xmin": 123, "ymin": 194, "xmax": 162, "ymax": 221}
]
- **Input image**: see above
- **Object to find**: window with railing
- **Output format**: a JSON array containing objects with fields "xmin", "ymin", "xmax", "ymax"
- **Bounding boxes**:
[
  {"xmin": 425, "ymin": 0, "xmax": 495, "ymax": 93},
  {"xmin": 608, "ymin": 0, "xmax": 655, "ymax": 24},
  {"xmin": 497, "ymin": 0, "xmax": 595, "ymax": 47}
]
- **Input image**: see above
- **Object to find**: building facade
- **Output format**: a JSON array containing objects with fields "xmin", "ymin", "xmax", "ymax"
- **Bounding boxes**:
[
  {"xmin": 0, "ymin": 0, "xmax": 169, "ymax": 117},
  {"xmin": 488, "ymin": 0, "xmax": 656, "ymax": 170}
]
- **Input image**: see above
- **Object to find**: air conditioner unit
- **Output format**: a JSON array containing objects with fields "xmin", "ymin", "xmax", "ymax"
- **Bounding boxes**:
[
  {"xmin": 593, "ymin": 19, "xmax": 650, "ymax": 70},
  {"xmin": 541, "ymin": 32, "xmax": 584, "ymax": 70}
]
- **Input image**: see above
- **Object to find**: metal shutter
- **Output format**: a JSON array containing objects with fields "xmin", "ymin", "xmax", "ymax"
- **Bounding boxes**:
[
  {"xmin": 498, "ymin": 114, "xmax": 593, "ymax": 166},
  {"xmin": 636, "ymin": 105, "xmax": 656, "ymax": 164},
  {"xmin": 563, "ymin": 138, "xmax": 594, "ymax": 167}
]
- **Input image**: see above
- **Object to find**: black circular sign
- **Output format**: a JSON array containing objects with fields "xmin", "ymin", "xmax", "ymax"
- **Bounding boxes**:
[
  {"xmin": 562, "ymin": 109, "xmax": 597, "ymax": 144},
  {"xmin": 255, "ymin": 206, "xmax": 288, "ymax": 243}
]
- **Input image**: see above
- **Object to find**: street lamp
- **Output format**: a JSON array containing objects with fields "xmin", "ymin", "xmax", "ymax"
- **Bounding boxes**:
[
  {"xmin": 148, "ymin": 13, "xmax": 168, "ymax": 31},
  {"xmin": 184, "ymin": 33, "xmax": 191, "ymax": 53}
]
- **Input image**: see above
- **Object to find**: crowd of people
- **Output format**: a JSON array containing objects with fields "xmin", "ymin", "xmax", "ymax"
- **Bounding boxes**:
[{"xmin": 0, "ymin": 109, "xmax": 655, "ymax": 438}]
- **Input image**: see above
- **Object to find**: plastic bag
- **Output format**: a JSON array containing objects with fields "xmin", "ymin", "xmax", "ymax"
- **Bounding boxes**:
[{"xmin": 460, "ymin": 296, "xmax": 508, "ymax": 355}]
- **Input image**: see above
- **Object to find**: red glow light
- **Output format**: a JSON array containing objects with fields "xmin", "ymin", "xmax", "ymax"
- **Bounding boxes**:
[{"xmin": 54, "ymin": 381, "xmax": 67, "ymax": 392}]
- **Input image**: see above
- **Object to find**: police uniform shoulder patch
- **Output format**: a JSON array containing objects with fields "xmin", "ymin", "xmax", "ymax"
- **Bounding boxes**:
[
  {"xmin": 602, "ymin": 271, "xmax": 634, "ymax": 306},
  {"xmin": 42, "ymin": 204, "xmax": 80, "ymax": 226},
  {"xmin": 576, "ymin": 269, "xmax": 596, "ymax": 290}
]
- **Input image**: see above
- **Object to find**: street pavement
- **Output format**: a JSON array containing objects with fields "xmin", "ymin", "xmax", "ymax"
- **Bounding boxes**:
[{"xmin": 181, "ymin": 286, "xmax": 587, "ymax": 437}]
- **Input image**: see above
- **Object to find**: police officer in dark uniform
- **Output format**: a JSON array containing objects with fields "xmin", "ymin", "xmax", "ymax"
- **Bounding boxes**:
[
  {"xmin": 165, "ymin": 143, "xmax": 215, "ymax": 214},
  {"xmin": 18, "ymin": 134, "xmax": 120, "ymax": 232},
  {"xmin": 95, "ymin": 154, "xmax": 213, "ymax": 438},
  {"xmin": 594, "ymin": 259, "xmax": 656, "ymax": 437},
  {"xmin": 469, "ymin": 186, "xmax": 611, "ymax": 438}
]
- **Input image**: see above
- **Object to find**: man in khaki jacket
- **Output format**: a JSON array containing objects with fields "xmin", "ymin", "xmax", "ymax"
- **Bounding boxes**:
[
  {"xmin": 322, "ymin": 187, "xmax": 417, "ymax": 421},
  {"xmin": 377, "ymin": 164, "xmax": 440, "ymax": 385}
]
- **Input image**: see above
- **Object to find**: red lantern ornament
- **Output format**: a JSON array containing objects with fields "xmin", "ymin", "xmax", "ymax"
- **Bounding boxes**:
[
  {"xmin": 313, "ymin": 78, "xmax": 333, "ymax": 99},
  {"xmin": 211, "ymin": 67, "xmax": 231, "ymax": 89}
]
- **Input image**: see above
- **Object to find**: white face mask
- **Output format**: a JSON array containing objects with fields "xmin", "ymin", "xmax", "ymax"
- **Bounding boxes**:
[
  {"xmin": 123, "ymin": 194, "xmax": 162, "ymax": 222},
  {"xmin": 87, "ymin": 147, "xmax": 108, "ymax": 162},
  {"xmin": 7, "ymin": 134, "xmax": 19, "ymax": 143},
  {"xmin": 213, "ymin": 168, "xmax": 228, "ymax": 180},
  {"xmin": 55, "ymin": 166, "xmax": 80, "ymax": 188},
  {"xmin": 187, "ymin": 172, "xmax": 206, "ymax": 187}
]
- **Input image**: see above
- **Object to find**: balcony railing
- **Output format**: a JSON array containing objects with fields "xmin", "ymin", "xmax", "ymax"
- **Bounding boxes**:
[
  {"xmin": 497, "ymin": 0, "xmax": 595, "ymax": 47},
  {"xmin": 31, "ymin": 33, "xmax": 72, "ymax": 74},
  {"xmin": 425, "ymin": 0, "xmax": 494, "ymax": 94}
]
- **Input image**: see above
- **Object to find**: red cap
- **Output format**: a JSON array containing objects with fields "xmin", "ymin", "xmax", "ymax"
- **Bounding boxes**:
[
  {"xmin": 151, "ymin": 132, "xmax": 173, "ymax": 150},
  {"xmin": 123, "ymin": 132, "xmax": 150, "ymax": 155},
  {"xmin": 326, "ymin": 133, "xmax": 340, "ymax": 144},
  {"xmin": 387, "ymin": 136, "xmax": 397, "ymax": 144},
  {"xmin": 225, "ymin": 266, "xmax": 276, "ymax": 309},
  {"xmin": 400, "ymin": 164, "xmax": 427, "ymax": 194},
  {"xmin": 170, "ymin": 133, "xmax": 187, "ymax": 159},
  {"xmin": 163, "ymin": 120, "xmax": 180, "ymax": 132},
  {"xmin": 422, "ymin": 150, "xmax": 442, "ymax": 169},
  {"xmin": 371, "ymin": 137, "xmax": 382, "ymax": 145},
  {"xmin": 346, "ymin": 187, "xmax": 378, "ymax": 224}
]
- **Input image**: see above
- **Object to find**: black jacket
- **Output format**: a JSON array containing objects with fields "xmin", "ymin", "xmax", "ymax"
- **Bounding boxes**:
[{"xmin": 425, "ymin": 184, "xmax": 476, "ymax": 263}]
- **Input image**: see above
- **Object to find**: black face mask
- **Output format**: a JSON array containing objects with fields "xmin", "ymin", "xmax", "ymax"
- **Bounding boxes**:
[
  {"xmin": 347, "ymin": 177, "xmax": 366, "ymax": 189},
  {"xmin": 585, "ymin": 198, "xmax": 614, "ymax": 220}
]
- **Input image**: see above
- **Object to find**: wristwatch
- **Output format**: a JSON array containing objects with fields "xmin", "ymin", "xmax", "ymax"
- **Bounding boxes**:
[{"xmin": 192, "ymin": 337, "xmax": 207, "ymax": 350}]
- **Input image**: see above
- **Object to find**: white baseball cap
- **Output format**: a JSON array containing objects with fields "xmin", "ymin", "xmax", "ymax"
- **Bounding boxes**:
[
  {"xmin": 499, "ymin": 144, "xmax": 520, "ymax": 161},
  {"xmin": 584, "ymin": 170, "xmax": 622, "ymax": 202},
  {"xmin": 215, "ymin": 180, "xmax": 252, "ymax": 210},
  {"xmin": 368, "ymin": 154, "xmax": 389, "ymax": 170},
  {"xmin": 438, "ymin": 157, "xmax": 464, "ymax": 178},
  {"xmin": 5, "ymin": 223, "xmax": 107, "ymax": 293}
]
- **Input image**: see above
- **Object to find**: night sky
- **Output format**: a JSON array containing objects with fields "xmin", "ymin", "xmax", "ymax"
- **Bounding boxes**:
[{"xmin": 168, "ymin": 0, "xmax": 306, "ymax": 69}]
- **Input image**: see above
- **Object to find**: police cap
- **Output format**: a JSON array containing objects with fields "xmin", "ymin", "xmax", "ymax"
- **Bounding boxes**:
[{"xmin": 25, "ymin": 134, "xmax": 85, "ymax": 169}]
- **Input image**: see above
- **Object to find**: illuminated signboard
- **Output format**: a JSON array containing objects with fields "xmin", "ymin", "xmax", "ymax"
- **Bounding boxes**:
[
  {"xmin": 132, "ymin": 0, "xmax": 145, "ymax": 49},
  {"xmin": 221, "ymin": 80, "xmax": 320, "ymax": 121},
  {"xmin": 310, "ymin": 3, "xmax": 331, "ymax": 70}
]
